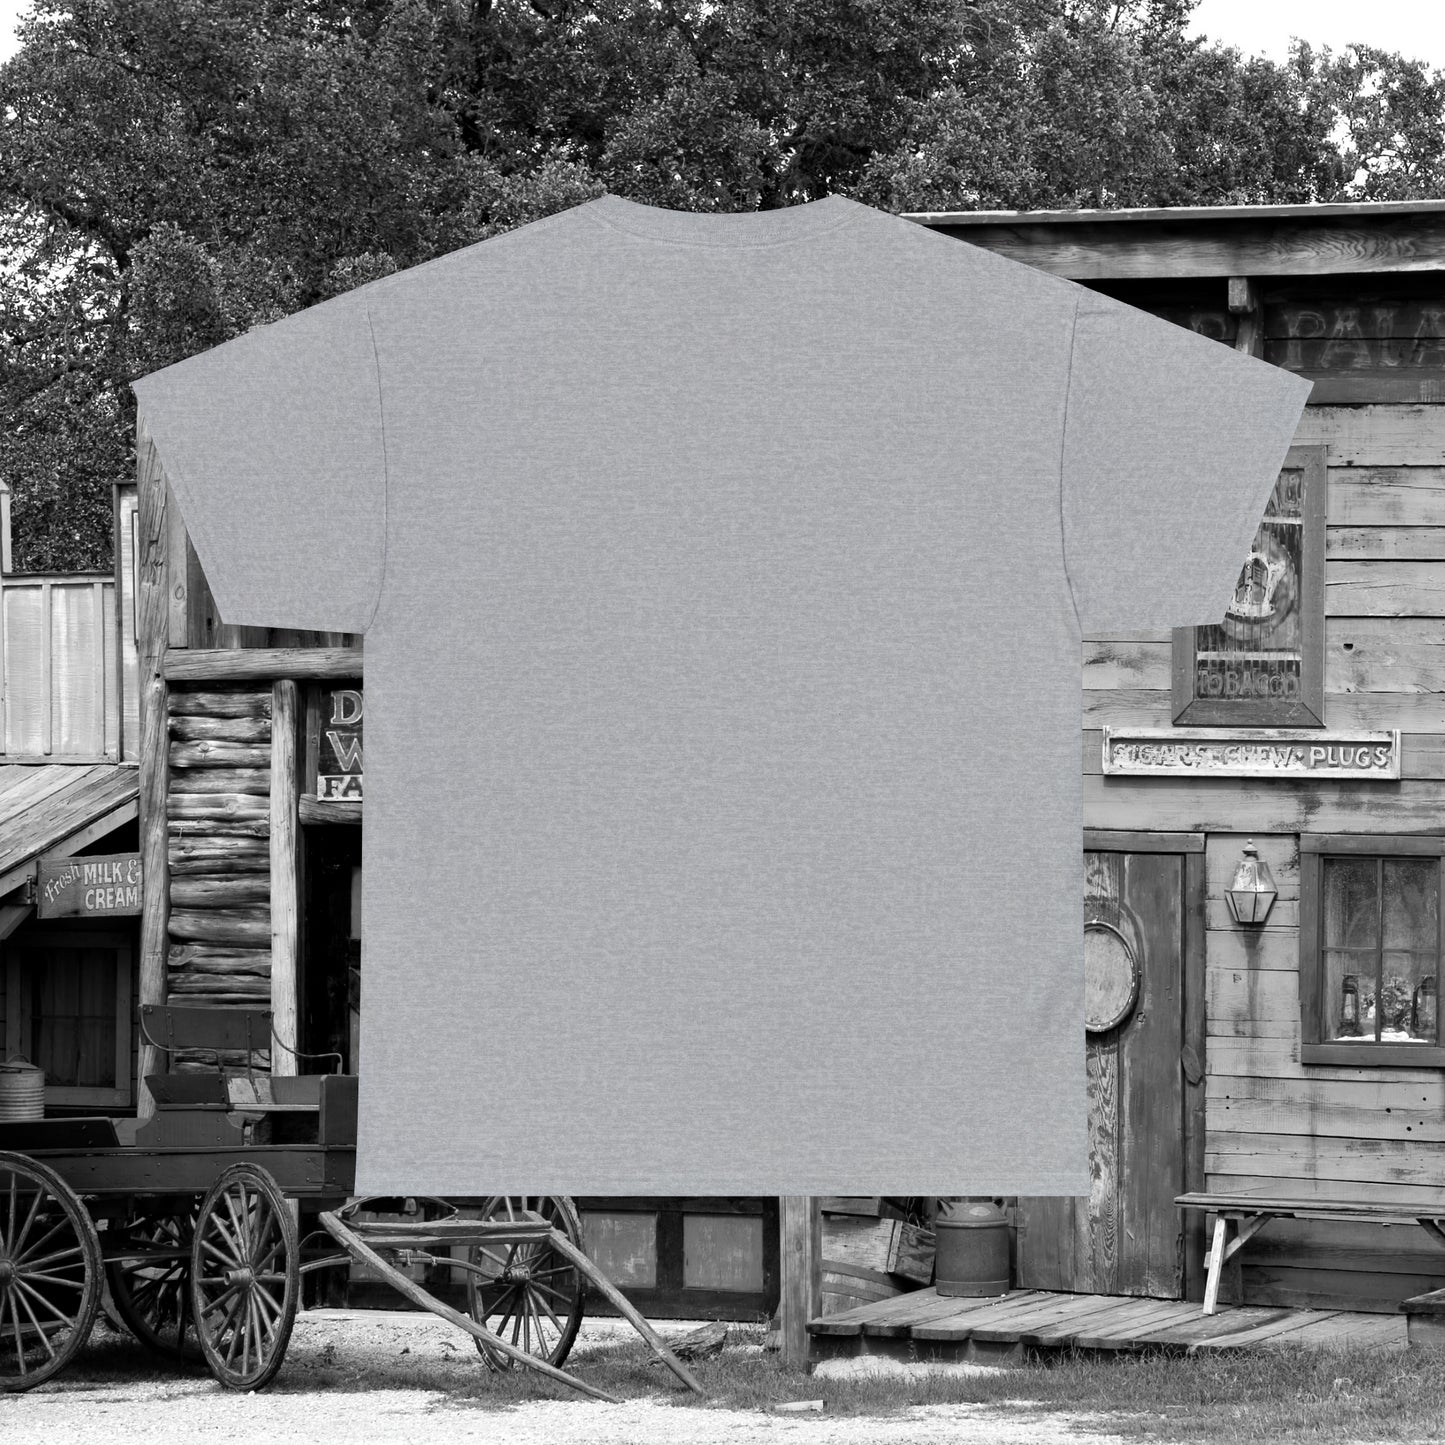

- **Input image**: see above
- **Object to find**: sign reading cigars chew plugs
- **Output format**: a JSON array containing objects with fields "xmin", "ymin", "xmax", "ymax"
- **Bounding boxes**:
[
  {"xmin": 37, "ymin": 853, "xmax": 144, "ymax": 918},
  {"xmin": 1102, "ymin": 727, "xmax": 1400, "ymax": 779}
]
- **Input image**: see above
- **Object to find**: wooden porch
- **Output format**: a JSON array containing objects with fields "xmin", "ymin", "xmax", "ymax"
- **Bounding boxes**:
[{"xmin": 807, "ymin": 1288, "xmax": 1409, "ymax": 1365}]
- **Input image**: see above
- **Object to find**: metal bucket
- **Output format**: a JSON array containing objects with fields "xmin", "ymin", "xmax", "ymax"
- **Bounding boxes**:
[
  {"xmin": 0, "ymin": 1056, "xmax": 45, "ymax": 1121},
  {"xmin": 934, "ymin": 1201, "xmax": 1011, "ymax": 1297}
]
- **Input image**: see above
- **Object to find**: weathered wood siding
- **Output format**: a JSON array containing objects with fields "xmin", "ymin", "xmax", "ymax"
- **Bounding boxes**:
[
  {"xmin": 1085, "ymin": 402, "xmax": 1445, "ymax": 1313},
  {"xmin": 1, "ymin": 576, "xmax": 126, "ymax": 760}
]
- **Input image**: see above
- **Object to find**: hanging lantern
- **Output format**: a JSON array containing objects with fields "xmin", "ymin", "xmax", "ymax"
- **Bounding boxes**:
[
  {"xmin": 1413, "ymin": 976, "xmax": 1437, "ymax": 1041},
  {"xmin": 1225, "ymin": 840, "xmax": 1277, "ymax": 926},
  {"xmin": 1340, "ymin": 974, "xmax": 1360, "ymax": 1036}
]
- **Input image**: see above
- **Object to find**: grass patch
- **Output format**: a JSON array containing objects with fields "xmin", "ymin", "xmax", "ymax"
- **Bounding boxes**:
[
  {"xmin": 50, "ymin": 1309, "xmax": 1445, "ymax": 1443},
  {"xmin": 560, "ymin": 1320, "xmax": 1445, "ymax": 1444}
]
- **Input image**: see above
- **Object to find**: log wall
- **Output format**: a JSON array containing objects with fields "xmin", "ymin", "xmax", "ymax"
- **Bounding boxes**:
[
  {"xmin": 1085, "ymin": 401, "xmax": 1445, "ymax": 1312},
  {"xmin": 164, "ymin": 685, "xmax": 273, "ymax": 1007}
]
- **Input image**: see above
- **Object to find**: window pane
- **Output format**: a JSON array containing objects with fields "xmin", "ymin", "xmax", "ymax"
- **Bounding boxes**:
[
  {"xmin": 1323, "ymin": 858, "xmax": 1379, "ymax": 949},
  {"xmin": 1321, "ymin": 856, "xmax": 1440, "ymax": 1046},
  {"xmin": 23, "ymin": 945, "xmax": 116, "ymax": 1089},
  {"xmin": 1379, "ymin": 951, "xmax": 1436, "ymax": 1043},
  {"xmin": 1323, "ymin": 948, "xmax": 1370, "ymax": 1040},
  {"xmin": 1383, "ymin": 858, "xmax": 1438, "ymax": 1043},
  {"xmin": 1382, "ymin": 859, "xmax": 1437, "ymax": 952}
]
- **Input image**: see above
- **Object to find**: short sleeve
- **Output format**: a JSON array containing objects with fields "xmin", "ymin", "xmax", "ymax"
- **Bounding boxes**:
[
  {"xmin": 130, "ymin": 287, "xmax": 387, "ymax": 634},
  {"xmin": 1061, "ymin": 294, "xmax": 1313, "ymax": 634}
]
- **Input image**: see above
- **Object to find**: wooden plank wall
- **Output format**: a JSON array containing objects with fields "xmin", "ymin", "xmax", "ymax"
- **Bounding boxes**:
[
  {"xmin": 1, "ymin": 576, "xmax": 121, "ymax": 760},
  {"xmin": 1084, "ymin": 402, "xmax": 1445, "ymax": 1313}
]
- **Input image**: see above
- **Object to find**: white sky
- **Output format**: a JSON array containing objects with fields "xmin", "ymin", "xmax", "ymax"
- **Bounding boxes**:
[
  {"xmin": 0, "ymin": 0, "xmax": 1441, "ymax": 71},
  {"xmin": 1188, "ymin": 0, "xmax": 1445, "ymax": 67}
]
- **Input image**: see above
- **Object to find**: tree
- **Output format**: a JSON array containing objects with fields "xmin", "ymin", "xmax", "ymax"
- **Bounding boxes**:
[
  {"xmin": 3, "ymin": 0, "xmax": 1443, "ymax": 572},
  {"xmin": 1305, "ymin": 42, "xmax": 1445, "ymax": 200},
  {"xmin": 857, "ymin": 0, "xmax": 1349, "ymax": 211}
]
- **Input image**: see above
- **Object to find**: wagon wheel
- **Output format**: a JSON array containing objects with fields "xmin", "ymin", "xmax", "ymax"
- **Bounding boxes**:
[
  {"xmin": 0, "ymin": 1151, "xmax": 103, "ymax": 1392},
  {"xmin": 465, "ymin": 1195, "xmax": 585, "ymax": 1371},
  {"xmin": 106, "ymin": 1202, "xmax": 203, "ymax": 1362},
  {"xmin": 189, "ymin": 1164, "xmax": 298, "ymax": 1391}
]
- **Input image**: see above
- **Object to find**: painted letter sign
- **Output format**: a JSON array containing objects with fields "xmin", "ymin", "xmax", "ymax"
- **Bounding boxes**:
[
  {"xmin": 37, "ymin": 853, "xmax": 144, "ymax": 918},
  {"xmin": 319, "ymin": 687, "xmax": 363, "ymax": 801},
  {"xmin": 1102, "ymin": 728, "xmax": 1400, "ymax": 779}
]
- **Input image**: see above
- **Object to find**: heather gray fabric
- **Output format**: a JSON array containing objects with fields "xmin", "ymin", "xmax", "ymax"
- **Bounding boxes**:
[{"xmin": 133, "ymin": 195, "xmax": 1311, "ymax": 1195}]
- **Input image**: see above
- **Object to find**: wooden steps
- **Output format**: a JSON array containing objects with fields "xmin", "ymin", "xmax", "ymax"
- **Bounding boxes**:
[{"xmin": 806, "ymin": 1288, "xmax": 1412, "ymax": 1363}]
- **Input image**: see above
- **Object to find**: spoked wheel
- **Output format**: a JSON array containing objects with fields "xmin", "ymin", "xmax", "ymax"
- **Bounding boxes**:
[
  {"xmin": 465, "ymin": 1195, "xmax": 585, "ymax": 1371},
  {"xmin": 106, "ymin": 1202, "xmax": 202, "ymax": 1362},
  {"xmin": 0, "ymin": 1151, "xmax": 102, "ymax": 1392},
  {"xmin": 190, "ymin": 1164, "xmax": 298, "ymax": 1390}
]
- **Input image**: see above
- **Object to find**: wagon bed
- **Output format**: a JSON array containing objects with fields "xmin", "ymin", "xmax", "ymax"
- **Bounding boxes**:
[{"xmin": 0, "ymin": 1006, "xmax": 702, "ymax": 1400}]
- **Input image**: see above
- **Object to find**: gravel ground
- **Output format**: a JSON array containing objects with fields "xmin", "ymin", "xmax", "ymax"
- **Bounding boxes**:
[{"xmin": 0, "ymin": 1308, "xmax": 1131, "ymax": 1445}]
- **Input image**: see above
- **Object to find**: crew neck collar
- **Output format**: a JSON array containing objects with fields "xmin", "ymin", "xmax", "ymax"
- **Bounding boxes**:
[{"xmin": 586, "ymin": 193, "xmax": 859, "ymax": 247}]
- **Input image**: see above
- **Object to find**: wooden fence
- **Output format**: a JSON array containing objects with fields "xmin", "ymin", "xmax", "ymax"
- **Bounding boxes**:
[{"xmin": 0, "ymin": 572, "xmax": 139, "ymax": 762}]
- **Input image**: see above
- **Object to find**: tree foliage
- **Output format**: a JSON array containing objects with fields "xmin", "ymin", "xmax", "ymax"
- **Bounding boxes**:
[{"xmin": 2, "ymin": 0, "xmax": 1443, "ymax": 570}]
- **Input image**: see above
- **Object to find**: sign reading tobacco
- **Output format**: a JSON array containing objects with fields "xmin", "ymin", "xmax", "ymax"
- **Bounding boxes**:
[
  {"xmin": 319, "ymin": 688, "xmax": 363, "ymax": 802},
  {"xmin": 1102, "ymin": 728, "xmax": 1400, "ymax": 780},
  {"xmin": 37, "ymin": 853, "xmax": 143, "ymax": 919}
]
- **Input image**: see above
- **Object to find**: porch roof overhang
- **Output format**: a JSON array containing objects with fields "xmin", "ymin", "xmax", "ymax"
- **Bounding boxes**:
[
  {"xmin": 900, "ymin": 198, "xmax": 1445, "ymax": 282},
  {"xmin": 0, "ymin": 763, "xmax": 140, "ymax": 926}
]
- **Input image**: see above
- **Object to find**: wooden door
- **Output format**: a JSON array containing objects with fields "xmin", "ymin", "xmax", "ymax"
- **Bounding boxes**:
[{"xmin": 1017, "ymin": 851, "xmax": 1185, "ymax": 1298}]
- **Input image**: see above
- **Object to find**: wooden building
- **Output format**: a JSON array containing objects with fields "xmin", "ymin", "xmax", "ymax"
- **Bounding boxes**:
[
  {"xmin": 903, "ymin": 197, "xmax": 1445, "ymax": 1314},
  {"xmin": 78, "ymin": 197, "xmax": 1445, "ymax": 1324},
  {"xmin": 0, "ymin": 481, "xmax": 142, "ymax": 1114}
]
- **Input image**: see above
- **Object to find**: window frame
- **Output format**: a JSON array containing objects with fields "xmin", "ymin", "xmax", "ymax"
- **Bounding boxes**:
[
  {"xmin": 1299, "ymin": 834, "xmax": 1445, "ymax": 1068},
  {"xmin": 1171, "ymin": 445, "xmax": 1327, "ymax": 727},
  {"xmin": 3, "ymin": 927, "xmax": 134, "ymax": 1107}
]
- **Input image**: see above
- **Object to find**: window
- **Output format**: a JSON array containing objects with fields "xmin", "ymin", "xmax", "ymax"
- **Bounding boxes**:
[
  {"xmin": 1299, "ymin": 836, "xmax": 1443, "ymax": 1067},
  {"xmin": 1172, "ymin": 446, "xmax": 1326, "ymax": 726},
  {"xmin": 3, "ymin": 929, "xmax": 133, "ymax": 1106}
]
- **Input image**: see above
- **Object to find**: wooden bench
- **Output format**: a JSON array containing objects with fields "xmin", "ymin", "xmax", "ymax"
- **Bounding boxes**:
[
  {"xmin": 1175, "ymin": 1191, "xmax": 1445, "ymax": 1315},
  {"xmin": 137, "ymin": 1004, "xmax": 354, "ymax": 1148},
  {"xmin": 1401, "ymin": 1288, "xmax": 1445, "ymax": 1346}
]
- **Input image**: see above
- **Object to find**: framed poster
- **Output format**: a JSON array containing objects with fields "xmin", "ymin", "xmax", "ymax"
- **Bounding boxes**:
[{"xmin": 1171, "ymin": 445, "xmax": 1326, "ymax": 727}]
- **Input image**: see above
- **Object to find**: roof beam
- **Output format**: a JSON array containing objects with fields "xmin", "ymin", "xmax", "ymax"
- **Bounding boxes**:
[
  {"xmin": 162, "ymin": 647, "xmax": 362, "ymax": 683},
  {"xmin": 0, "ymin": 797, "xmax": 139, "ymax": 901},
  {"xmin": 909, "ymin": 215, "xmax": 1445, "ymax": 281}
]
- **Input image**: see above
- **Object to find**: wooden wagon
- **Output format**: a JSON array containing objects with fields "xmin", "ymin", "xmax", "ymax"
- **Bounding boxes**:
[{"xmin": 0, "ymin": 1005, "xmax": 702, "ymax": 1398}]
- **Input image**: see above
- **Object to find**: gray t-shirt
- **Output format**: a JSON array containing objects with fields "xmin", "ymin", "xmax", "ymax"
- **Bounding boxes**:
[{"xmin": 133, "ymin": 194, "xmax": 1311, "ymax": 1196}]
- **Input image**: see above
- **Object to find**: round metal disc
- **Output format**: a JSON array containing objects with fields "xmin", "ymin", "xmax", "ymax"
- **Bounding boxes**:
[{"xmin": 1084, "ymin": 923, "xmax": 1139, "ymax": 1033}]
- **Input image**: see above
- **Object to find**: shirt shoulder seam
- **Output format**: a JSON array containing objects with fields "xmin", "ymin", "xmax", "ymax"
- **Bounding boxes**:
[
  {"xmin": 1058, "ymin": 294, "xmax": 1085, "ymax": 635},
  {"xmin": 360, "ymin": 296, "xmax": 391, "ymax": 635}
]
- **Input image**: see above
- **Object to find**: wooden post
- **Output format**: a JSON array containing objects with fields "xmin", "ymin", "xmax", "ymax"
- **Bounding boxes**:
[
  {"xmin": 270, "ymin": 678, "xmax": 300, "ymax": 1075},
  {"xmin": 778, "ymin": 1196, "xmax": 821, "ymax": 1370},
  {"xmin": 1202, "ymin": 1215, "xmax": 1228, "ymax": 1314},
  {"xmin": 1181, "ymin": 851, "xmax": 1209, "ymax": 1303},
  {"xmin": 0, "ymin": 478, "xmax": 11, "ymax": 574},
  {"xmin": 1228, "ymin": 276, "xmax": 1263, "ymax": 359},
  {"xmin": 134, "ymin": 422, "xmax": 171, "ymax": 1120}
]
